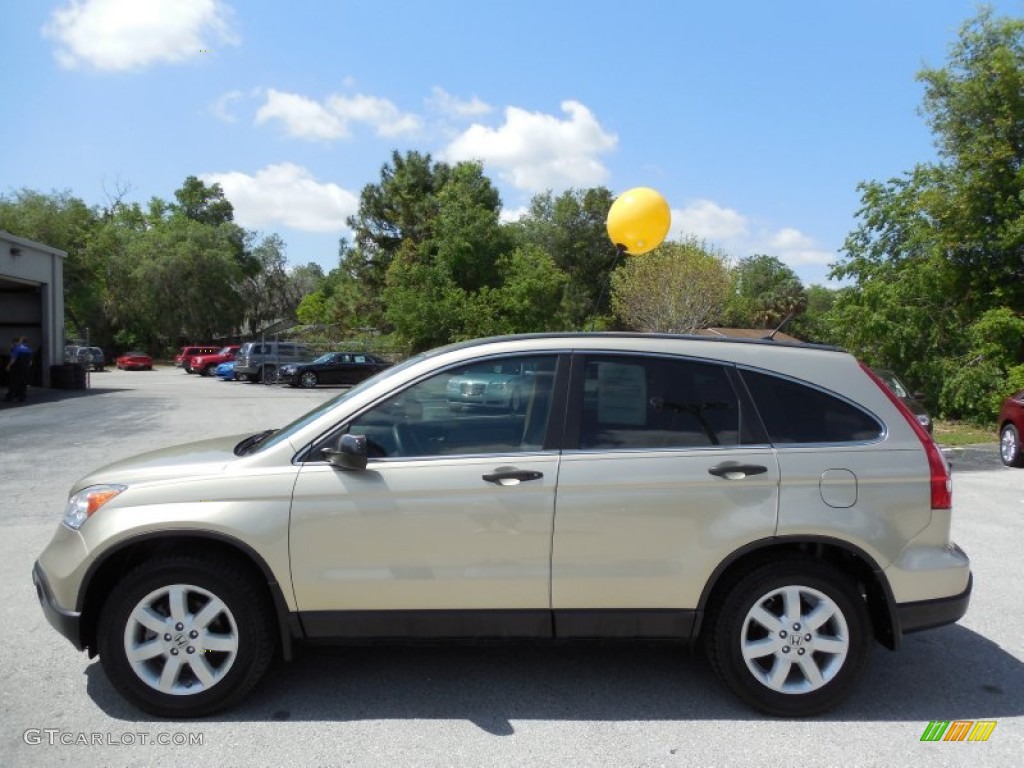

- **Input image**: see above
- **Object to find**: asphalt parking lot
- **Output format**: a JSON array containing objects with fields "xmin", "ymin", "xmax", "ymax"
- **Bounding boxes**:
[{"xmin": 1, "ymin": 366, "xmax": 1022, "ymax": 767}]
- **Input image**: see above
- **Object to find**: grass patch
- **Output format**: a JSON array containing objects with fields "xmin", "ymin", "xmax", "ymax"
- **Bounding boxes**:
[{"xmin": 932, "ymin": 420, "xmax": 997, "ymax": 446}]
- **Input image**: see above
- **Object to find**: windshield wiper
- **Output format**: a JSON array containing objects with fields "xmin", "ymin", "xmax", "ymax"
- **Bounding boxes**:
[{"xmin": 234, "ymin": 428, "xmax": 277, "ymax": 456}]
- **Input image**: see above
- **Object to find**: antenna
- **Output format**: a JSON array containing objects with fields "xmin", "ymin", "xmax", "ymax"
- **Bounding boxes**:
[{"xmin": 765, "ymin": 311, "xmax": 796, "ymax": 340}]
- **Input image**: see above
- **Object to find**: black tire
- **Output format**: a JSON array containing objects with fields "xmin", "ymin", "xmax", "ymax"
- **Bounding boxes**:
[
  {"xmin": 1000, "ymin": 424, "xmax": 1024, "ymax": 467},
  {"xmin": 201, "ymin": 364, "xmax": 216, "ymax": 377},
  {"xmin": 96, "ymin": 554, "xmax": 276, "ymax": 718},
  {"xmin": 705, "ymin": 559, "xmax": 872, "ymax": 717},
  {"xmin": 299, "ymin": 371, "xmax": 318, "ymax": 389}
]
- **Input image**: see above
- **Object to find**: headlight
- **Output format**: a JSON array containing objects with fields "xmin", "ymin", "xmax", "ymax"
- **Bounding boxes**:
[{"xmin": 63, "ymin": 484, "xmax": 126, "ymax": 530}]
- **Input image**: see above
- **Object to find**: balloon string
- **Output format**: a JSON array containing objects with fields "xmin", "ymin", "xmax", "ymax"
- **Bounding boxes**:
[{"xmin": 588, "ymin": 243, "xmax": 627, "ymax": 332}]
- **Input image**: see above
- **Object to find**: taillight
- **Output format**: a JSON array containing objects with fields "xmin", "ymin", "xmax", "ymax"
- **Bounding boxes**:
[{"xmin": 861, "ymin": 363, "xmax": 951, "ymax": 510}]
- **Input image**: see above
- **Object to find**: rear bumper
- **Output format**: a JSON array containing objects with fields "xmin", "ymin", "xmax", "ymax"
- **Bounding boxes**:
[
  {"xmin": 32, "ymin": 561, "xmax": 84, "ymax": 651},
  {"xmin": 897, "ymin": 572, "xmax": 972, "ymax": 635}
]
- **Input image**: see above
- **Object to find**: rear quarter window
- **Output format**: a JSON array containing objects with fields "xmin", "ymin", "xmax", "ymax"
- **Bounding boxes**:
[{"xmin": 742, "ymin": 369, "xmax": 883, "ymax": 444}]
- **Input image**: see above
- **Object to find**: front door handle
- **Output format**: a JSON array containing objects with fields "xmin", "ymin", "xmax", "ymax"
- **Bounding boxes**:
[
  {"xmin": 708, "ymin": 463, "xmax": 768, "ymax": 480},
  {"xmin": 483, "ymin": 468, "xmax": 544, "ymax": 486}
]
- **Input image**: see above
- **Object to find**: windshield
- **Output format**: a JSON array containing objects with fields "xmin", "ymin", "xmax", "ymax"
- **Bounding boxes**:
[
  {"xmin": 249, "ymin": 352, "xmax": 425, "ymax": 454},
  {"xmin": 218, "ymin": 347, "xmax": 234, "ymax": 355},
  {"xmin": 312, "ymin": 353, "xmax": 336, "ymax": 364}
]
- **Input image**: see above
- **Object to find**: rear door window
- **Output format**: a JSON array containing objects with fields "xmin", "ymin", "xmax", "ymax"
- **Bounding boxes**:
[{"xmin": 574, "ymin": 355, "xmax": 741, "ymax": 450}]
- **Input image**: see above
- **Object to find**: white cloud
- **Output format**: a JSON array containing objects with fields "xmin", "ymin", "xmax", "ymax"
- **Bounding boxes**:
[
  {"xmin": 671, "ymin": 200, "xmax": 749, "ymax": 242},
  {"xmin": 208, "ymin": 89, "xmax": 243, "ymax": 123},
  {"xmin": 767, "ymin": 227, "xmax": 833, "ymax": 266},
  {"xmin": 201, "ymin": 163, "xmax": 358, "ymax": 233},
  {"xmin": 427, "ymin": 87, "xmax": 492, "ymax": 118},
  {"xmin": 499, "ymin": 205, "xmax": 529, "ymax": 224},
  {"xmin": 43, "ymin": 0, "xmax": 237, "ymax": 71},
  {"xmin": 441, "ymin": 100, "xmax": 617, "ymax": 193},
  {"xmin": 671, "ymin": 199, "xmax": 834, "ymax": 270},
  {"xmin": 256, "ymin": 90, "xmax": 347, "ymax": 140},
  {"xmin": 256, "ymin": 89, "xmax": 421, "ymax": 141}
]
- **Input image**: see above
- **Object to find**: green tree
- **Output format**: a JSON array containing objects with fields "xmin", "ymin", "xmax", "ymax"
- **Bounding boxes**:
[
  {"xmin": 173, "ymin": 175, "xmax": 236, "ymax": 226},
  {"xmin": 236, "ymin": 232, "xmax": 290, "ymax": 336},
  {"xmin": 789, "ymin": 284, "xmax": 839, "ymax": 343},
  {"xmin": 512, "ymin": 187, "xmax": 616, "ymax": 328},
  {"xmin": 611, "ymin": 238, "xmax": 731, "ymax": 333},
  {"xmin": 343, "ymin": 151, "xmax": 458, "ymax": 330},
  {"xmin": 828, "ymin": 9, "xmax": 1024, "ymax": 418},
  {"xmin": 727, "ymin": 254, "xmax": 808, "ymax": 329}
]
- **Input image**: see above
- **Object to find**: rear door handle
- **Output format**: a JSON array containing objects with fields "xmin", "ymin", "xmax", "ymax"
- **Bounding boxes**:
[
  {"xmin": 708, "ymin": 463, "xmax": 768, "ymax": 480},
  {"xmin": 483, "ymin": 469, "xmax": 544, "ymax": 486}
]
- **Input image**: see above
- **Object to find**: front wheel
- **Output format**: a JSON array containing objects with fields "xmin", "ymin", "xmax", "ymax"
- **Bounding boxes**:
[
  {"xmin": 97, "ymin": 555, "xmax": 276, "ymax": 718},
  {"xmin": 705, "ymin": 560, "xmax": 872, "ymax": 717},
  {"xmin": 1001, "ymin": 424, "xmax": 1024, "ymax": 467},
  {"xmin": 299, "ymin": 371, "xmax": 318, "ymax": 389}
]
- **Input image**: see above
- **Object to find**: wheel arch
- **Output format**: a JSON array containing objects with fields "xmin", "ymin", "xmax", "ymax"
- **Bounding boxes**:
[
  {"xmin": 695, "ymin": 536, "xmax": 901, "ymax": 650},
  {"xmin": 77, "ymin": 531, "xmax": 299, "ymax": 661}
]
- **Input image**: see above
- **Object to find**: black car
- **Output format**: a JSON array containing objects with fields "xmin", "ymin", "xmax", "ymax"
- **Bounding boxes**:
[
  {"xmin": 279, "ymin": 352, "xmax": 391, "ymax": 388},
  {"xmin": 873, "ymin": 369, "xmax": 932, "ymax": 434}
]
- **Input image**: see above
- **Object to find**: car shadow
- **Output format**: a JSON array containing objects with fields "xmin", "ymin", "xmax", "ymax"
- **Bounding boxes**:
[{"xmin": 85, "ymin": 624, "xmax": 1023, "ymax": 732}]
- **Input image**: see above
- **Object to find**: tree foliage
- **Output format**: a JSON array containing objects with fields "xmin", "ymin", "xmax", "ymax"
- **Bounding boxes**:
[
  {"xmin": 611, "ymin": 238, "xmax": 731, "ymax": 333},
  {"xmin": 727, "ymin": 254, "xmax": 808, "ymax": 329},
  {"xmin": 510, "ymin": 188, "xmax": 617, "ymax": 329},
  {"xmin": 828, "ymin": 8, "xmax": 1024, "ymax": 422}
]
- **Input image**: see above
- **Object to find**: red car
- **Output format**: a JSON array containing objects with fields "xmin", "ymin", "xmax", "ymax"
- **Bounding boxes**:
[
  {"xmin": 189, "ymin": 345, "xmax": 241, "ymax": 377},
  {"xmin": 174, "ymin": 345, "xmax": 220, "ymax": 372},
  {"xmin": 998, "ymin": 390, "xmax": 1024, "ymax": 467},
  {"xmin": 115, "ymin": 351, "xmax": 153, "ymax": 371}
]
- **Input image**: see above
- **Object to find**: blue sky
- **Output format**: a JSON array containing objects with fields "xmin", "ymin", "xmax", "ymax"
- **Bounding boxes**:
[{"xmin": 3, "ymin": 0, "xmax": 1022, "ymax": 287}]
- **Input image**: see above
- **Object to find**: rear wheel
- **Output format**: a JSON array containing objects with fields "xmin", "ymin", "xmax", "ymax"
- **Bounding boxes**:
[
  {"xmin": 97, "ymin": 555, "xmax": 275, "ymax": 718},
  {"xmin": 1000, "ymin": 424, "xmax": 1023, "ymax": 467},
  {"xmin": 706, "ymin": 560, "xmax": 872, "ymax": 717}
]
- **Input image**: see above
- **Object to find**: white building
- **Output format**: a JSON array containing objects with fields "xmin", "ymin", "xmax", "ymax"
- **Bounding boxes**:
[{"xmin": 0, "ymin": 231, "xmax": 66, "ymax": 388}]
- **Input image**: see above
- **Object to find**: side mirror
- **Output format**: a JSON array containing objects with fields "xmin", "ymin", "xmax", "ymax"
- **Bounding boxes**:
[{"xmin": 323, "ymin": 433, "xmax": 368, "ymax": 471}]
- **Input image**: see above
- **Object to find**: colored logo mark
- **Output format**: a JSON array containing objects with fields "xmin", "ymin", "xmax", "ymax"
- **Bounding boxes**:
[{"xmin": 920, "ymin": 720, "xmax": 997, "ymax": 742}]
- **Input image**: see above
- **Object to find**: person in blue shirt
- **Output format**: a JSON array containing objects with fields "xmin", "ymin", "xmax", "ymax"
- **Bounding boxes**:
[{"xmin": 4, "ymin": 337, "xmax": 33, "ymax": 403}]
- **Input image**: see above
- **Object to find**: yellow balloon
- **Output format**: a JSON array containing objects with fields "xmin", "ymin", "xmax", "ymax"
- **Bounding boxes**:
[{"xmin": 606, "ymin": 187, "xmax": 671, "ymax": 255}]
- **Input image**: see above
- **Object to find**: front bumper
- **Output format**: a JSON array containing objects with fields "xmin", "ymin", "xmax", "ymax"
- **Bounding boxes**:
[
  {"xmin": 32, "ymin": 561, "xmax": 84, "ymax": 651},
  {"xmin": 897, "ymin": 572, "xmax": 972, "ymax": 635}
]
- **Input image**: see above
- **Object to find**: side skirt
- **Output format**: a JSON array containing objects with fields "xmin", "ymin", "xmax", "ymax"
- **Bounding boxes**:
[{"xmin": 298, "ymin": 609, "xmax": 698, "ymax": 641}]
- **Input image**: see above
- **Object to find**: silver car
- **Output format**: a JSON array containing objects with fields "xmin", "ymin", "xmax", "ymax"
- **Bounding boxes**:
[{"xmin": 33, "ymin": 333, "xmax": 970, "ymax": 718}]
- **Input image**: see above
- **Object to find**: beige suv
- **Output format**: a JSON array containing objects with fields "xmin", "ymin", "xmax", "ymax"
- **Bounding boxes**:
[{"xmin": 32, "ymin": 334, "xmax": 971, "ymax": 718}]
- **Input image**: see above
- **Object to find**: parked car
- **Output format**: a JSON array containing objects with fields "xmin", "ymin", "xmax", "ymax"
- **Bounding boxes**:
[
  {"xmin": 998, "ymin": 389, "xmax": 1024, "ymax": 467},
  {"xmin": 234, "ymin": 341, "xmax": 314, "ymax": 383},
  {"xmin": 115, "ymin": 351, "xmax": 152, "ymax": 370},
  {"xmin": 214, "ymin": 361, "xmax": 237, "ymax": 381},
  {"xmin": 175, "ymin": 346, "xmax": 220, "ymax": 372},
  {"xmin": 64, "ymin": 346, "xmax": 94, "ymax": 368},
  {"xmin": 190, "ymin": 346, "xmax": 241, "ymax": 377},
  {"xmin": 872, "ymin": 369, "xmax": 932, "ymax": 433},
  {"xmin": 89, "ymin": 347, "xmax": 106, "ymax": 371},
  {"xmin": 32, "ymin": 333, "xmax": 970, "ymax": 719},
  {"xmin": 279, "ymin": 352, "xmax": 391, "ymax": 389},
  {"xmin": 445, "ymin": 358, "xmax": 538, "ymax": 412}
]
